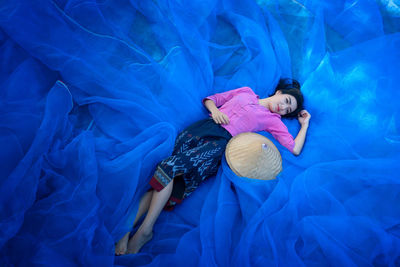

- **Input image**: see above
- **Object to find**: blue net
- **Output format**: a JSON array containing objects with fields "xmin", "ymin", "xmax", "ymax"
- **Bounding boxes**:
[{"xmin": 0, "ymin": 0, "xmax": 399, "ymax": 266}]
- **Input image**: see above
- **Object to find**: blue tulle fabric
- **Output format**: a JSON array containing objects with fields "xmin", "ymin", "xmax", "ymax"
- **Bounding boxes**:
[{"xmin": 1, "ymin": 0, "xmax": 400, "ymax": 266}]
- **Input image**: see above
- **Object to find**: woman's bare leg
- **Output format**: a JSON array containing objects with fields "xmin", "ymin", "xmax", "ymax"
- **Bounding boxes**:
[
  {"xmin": 133, "ymin": 190, "xmax": 154, "ymax": 226},
  {"xmin": 115, "ymin": 190, "xmax": 154, "ymax": 255},
  {"xmin": 126, "ymin": 180, "xmax": 174, "ymax": 254}
]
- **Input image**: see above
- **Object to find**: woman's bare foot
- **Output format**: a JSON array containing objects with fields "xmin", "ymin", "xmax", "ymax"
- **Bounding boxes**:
[
  {"xmin": 115, "ymin": 232, "xmax": 130, "ymax": 255},
  {"xmin": 126, "ymin": 229, "xmax": 153, "ymax": 254}
]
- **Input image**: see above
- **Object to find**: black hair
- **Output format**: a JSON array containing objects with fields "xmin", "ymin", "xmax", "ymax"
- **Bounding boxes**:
[{"xmin": 273, "ymin": 78, "xmax": 304, "ymax": 118}]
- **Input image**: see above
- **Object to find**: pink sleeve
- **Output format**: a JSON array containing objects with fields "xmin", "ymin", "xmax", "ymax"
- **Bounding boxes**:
[
  {"xmin": 202, "ymin": 87, "xmax": 253, "ymax": 107},
  {"xmin": 265, "ymin": 117, "xmax": 295, "ymax": 152}
]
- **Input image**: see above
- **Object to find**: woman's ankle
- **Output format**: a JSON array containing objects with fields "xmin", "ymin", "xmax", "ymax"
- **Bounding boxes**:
[{"xmin": 137, "ymin": 224, "xmax": 153, "ymax": 236}]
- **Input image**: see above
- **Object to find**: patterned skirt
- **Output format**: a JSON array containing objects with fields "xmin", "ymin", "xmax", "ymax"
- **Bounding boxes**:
[{"xmin": 149, "ymin": 118, "xmax": 232, "ymax": 210}]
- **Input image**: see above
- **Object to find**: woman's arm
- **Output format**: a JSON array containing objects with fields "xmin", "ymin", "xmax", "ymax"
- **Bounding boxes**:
[
  {"xmin": 204, "ymin": 99, "xmax": 219, "ymax": 113},
  {"xmin": 292, "ymin": 110, "xmax": 311, "ymax": 156},
  {"xmin": 204, "ymin": 99, "xmax": 230, "ymax": 125}
]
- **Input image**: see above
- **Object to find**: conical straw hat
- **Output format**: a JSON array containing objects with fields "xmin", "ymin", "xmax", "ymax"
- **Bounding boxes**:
[{"xmin": 225, "ymin": 132, "xmax": 282, "ymax": 180}]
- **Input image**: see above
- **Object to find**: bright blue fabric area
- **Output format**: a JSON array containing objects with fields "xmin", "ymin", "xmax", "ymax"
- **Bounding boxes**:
[{"xmin": 1, "ymin": 0, "xmax": 400, "ymax": 266}]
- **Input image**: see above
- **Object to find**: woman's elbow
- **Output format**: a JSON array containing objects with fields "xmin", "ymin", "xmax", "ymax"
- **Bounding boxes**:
[
  {"xmin": 292, "ymin": 147, "xmax": 301, "ymax": 156},
  {"xmin": 292, "ymin": 151, "xmax": 300, "ymax": 156}
]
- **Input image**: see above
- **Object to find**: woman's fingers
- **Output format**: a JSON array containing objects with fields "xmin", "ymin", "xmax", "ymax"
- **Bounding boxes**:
[
  {"xmin": 211, "ymin": 114, "xmax": 218, "ymax": 124},
  {"xmin": 299, "ymin": 110, "xmax": 310, "ymax": 117},
  {"xmin": 212, "ymin": 111, "xmax": 229, "ymax": 125},
  {"xmin": 215, "ymin": 114, "xmax": 223, "ymax": 124},
  {"xmin": 297, "ymin": 110, "xmax": 310, "ymax": 126},
  {"xmin": 222, "ymin": 114, "xmax": 229, "ymax": 124}
]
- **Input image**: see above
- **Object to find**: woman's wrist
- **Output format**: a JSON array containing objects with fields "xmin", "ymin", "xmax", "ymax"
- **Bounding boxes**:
[
  {"xmin": 301, "ymin": 122, "xmax": 309, "ymax": 128},
  {"xmin": 210, "ymin": 108, "xmax": 220, "ymax": 114}
]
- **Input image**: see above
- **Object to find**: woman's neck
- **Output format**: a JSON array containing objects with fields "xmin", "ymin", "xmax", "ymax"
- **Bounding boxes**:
[{"xmin": 258, "ymin": 97, "xmax": 271, "ymax": 110}]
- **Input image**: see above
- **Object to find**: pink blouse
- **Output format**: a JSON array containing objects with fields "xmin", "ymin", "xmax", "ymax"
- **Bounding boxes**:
[{"xmin": 203, "ymin": 87, "xmax": 295, "ymax": 152}]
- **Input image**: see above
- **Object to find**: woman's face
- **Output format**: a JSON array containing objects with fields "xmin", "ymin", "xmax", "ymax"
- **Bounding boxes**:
[{"xmin": 268, "ymin": 90, "xmax": 298, "ymax": 116}]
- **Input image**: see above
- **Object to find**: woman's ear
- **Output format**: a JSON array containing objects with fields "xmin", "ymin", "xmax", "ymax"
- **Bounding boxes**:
[{"xmin": 275, "ymin": 90, "xmax": 282, "ymax": 95}]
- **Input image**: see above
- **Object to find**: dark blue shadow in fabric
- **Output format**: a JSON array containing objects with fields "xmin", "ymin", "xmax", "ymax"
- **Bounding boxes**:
[{"xmin": 0, "ymin": 0, "xmax": 399, "ymax": 266}]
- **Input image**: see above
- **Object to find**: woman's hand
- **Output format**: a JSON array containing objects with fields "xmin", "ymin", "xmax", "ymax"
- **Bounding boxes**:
[
  {"xmin": 211, "ymin": 110, "xmax": 230, "ymax": 125},
  {"xmin": 298, "ymin": 110, "xmax": 311, "ymax": 126}
]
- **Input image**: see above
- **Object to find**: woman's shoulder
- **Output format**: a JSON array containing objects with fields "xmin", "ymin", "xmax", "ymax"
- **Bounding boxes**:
[
  {"xmin": 239, "ymin": 86, "xmax": 255, "ymax": 93},
  {"xmin": 231, "ymin": 86, "xmax": 257, "ymax": 98}
]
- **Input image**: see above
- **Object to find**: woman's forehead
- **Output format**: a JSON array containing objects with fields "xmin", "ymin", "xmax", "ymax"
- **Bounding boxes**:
[{"xmin": 284, "ymin": 94, "xmax": 297, "ymax": 107}]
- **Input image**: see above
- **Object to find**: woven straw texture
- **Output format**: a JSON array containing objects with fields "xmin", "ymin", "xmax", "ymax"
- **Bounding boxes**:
[{"xmin": 225, "ymin": 132, "xmax": 282, "ymax": 180}]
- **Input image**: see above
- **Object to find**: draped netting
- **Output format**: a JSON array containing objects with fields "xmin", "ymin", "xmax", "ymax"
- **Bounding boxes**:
[{"xmin": 1, "ymin": 0, "xmax": 400, "ymax": 266}]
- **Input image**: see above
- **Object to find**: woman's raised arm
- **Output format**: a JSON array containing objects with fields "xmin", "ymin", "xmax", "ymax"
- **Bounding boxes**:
[{"xmin": 292, "ymin": 110, "xmax": 311, "ymax": 156}]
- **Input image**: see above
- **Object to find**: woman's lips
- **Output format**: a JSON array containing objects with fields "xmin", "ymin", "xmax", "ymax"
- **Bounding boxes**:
[{"xmin": 277, "ymin": 105, "xmax": 280, "ymax": 112}]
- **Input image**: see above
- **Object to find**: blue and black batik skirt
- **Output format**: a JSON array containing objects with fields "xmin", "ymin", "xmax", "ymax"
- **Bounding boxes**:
[{"xmin": 149, "ymin": 118, "xmax": 232, "ymax": 210}]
